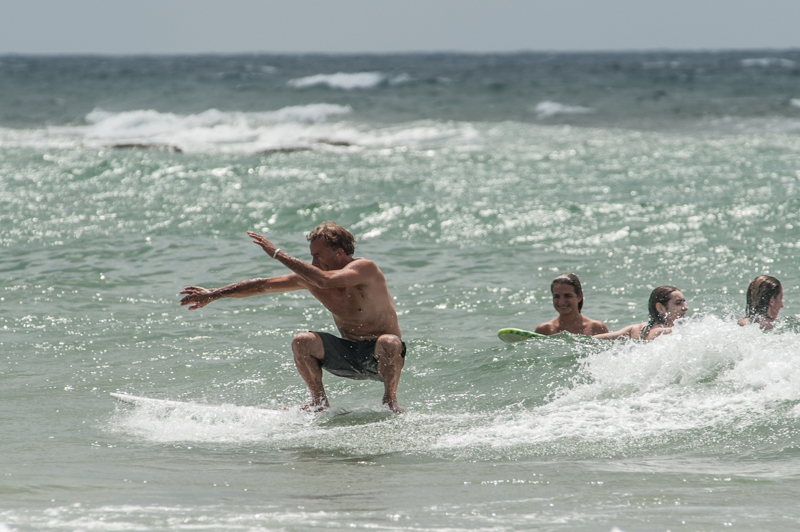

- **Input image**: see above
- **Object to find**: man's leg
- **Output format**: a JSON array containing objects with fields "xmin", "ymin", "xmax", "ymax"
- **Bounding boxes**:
[
  {"xmin": 291, "ymin": 332, "xmax": 329, "ymax": 411},
  {"xmin": 374, "ymin": 334, "xmax": 405, "ymax": 413}
]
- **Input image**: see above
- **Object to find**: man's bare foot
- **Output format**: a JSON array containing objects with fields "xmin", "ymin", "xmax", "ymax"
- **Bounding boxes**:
[
  {"xmin": 383, "ymin": 397, "xmax": 405, "ymax": 414},
  {"xmin": 299, "ymin": 400, "xmax": 329, "ymax": 413}
]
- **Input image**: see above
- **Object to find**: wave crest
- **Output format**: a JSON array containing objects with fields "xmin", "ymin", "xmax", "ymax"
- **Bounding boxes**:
[
  {"xmin": 288, "ymin": 71, "xmax": 410, "ymax": 90},
  {"xmin": 534, "ymin": 101, "xmax": 594, "ymax": 118},
  {"xmin": 741, "ymin": 57, "xmax": 797, "ymax": 69}
]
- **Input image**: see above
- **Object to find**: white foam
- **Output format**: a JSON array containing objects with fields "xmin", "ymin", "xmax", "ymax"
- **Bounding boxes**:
[
  {"xmin": 436, "ymin": 315, "xmax": 800, "ymax": 450},
  {"xmin": 288, "ymin": 72, "xmax": 386, "ymax": 90},
  {"xmin": 110, "ymin": 398, "xmax": 315, "ymax": 443},
  {"xmin": 264, "ymin": 103, "xmax": 352, "ymax": 122},
  {"xmin": 534, "ymin": 101, "xmax": 594, "ymax": 118},
  {"xmin": 741, "ymin": 57, "xmax": 796, "ymax": 68},
  {"xmin": 0, "ymin": 105, "xmax": 355, "ymax": 153},
  {"xmin": 84, "ymin": 103, "xmax": 352, "ymax": 136},
  {"xmin": 1, "ymin": 108, "xmax": 482, "ymax": 154},
  {"xmin": 791, "ymin": 99, "xmax": 800, "ymax": 109}
]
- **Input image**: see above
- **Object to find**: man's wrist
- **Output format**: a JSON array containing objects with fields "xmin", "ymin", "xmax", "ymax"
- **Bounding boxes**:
[{"xmin": 272, "ymin": 248, "xmax": 281, "ymax": 259}]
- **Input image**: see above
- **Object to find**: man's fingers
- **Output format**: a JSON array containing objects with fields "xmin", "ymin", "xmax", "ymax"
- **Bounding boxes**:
[{"xmin": 247, "ymin": 231, "xmax": 271, "ymax": 245}]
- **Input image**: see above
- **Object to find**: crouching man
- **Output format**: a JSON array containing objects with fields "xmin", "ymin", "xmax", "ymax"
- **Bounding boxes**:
[{"xmin": 180, "ymin": 222, "xmax": 405, "ymax": 413}]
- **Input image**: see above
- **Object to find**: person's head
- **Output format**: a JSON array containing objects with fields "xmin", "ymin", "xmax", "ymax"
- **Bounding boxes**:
[
  {"xmin": 648, "ymin": 286, "xmax": 687, "ymax": 325},
  {"xmin": 307, "ymin": 221, "xmax": 355, "ymax": 271},
  {"xmin": 551, "ymin": 273, "xmax": 584, "ymax": 314},
  {"xmin": 745, "ymin": 275, "xmax": 783, "ymax": 321}
]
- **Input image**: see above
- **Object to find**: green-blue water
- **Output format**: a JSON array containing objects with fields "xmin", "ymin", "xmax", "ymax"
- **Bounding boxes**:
[{"xmin": 2, "ymin": 53, "xmax": 800, "ymax": 531}]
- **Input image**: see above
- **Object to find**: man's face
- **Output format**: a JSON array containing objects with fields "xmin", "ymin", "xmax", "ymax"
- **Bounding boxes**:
[
  {"xmin": 309, "ymin": 238, "xmax": 338, "ymax": 271},
  {"xmin": 662, "ymin": 290, "xmax": 688, "ymax": 321},
  {"xmin": 552, "ymin": 282, "xmax": 581, "ymax": 315}
]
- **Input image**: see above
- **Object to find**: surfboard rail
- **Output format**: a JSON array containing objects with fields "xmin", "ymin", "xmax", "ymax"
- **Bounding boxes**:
[{"xmin": 497, "ymin": 327, "xmax": 546, "ymax": 343}]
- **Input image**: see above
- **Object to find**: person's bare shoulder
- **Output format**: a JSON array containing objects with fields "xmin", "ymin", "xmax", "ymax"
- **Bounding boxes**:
[
  {"xmin": 346, "ymin": 257, "xmax": 381, "ymax": 275},
  {"xmin": 645, "ymin": 325, "xmax": 672, "ymax": 340},
  {"xmin": 585, "ymin": 317, "xmax": 609, "ymax": 335},
  {"xmin": 629, "ymin": 322, "xmax": 649, "ymax": 340},
  {"xmin": 534, "ymin": 319, "xmax": 558, "ymax": 335},
  {"xmin": 326, "ymin": 257, "xmax": 383, "ymax": 287}
]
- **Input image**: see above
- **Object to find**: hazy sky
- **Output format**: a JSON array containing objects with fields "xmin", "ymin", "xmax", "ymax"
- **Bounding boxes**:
[{"xmin": 2, "ymin": 0, "xmax": 799, "ymax": 55}]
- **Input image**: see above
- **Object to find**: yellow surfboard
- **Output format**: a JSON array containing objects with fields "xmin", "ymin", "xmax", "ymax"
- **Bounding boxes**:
[{"xmin": 497, "ymin": 328, "xmax": 547, "ymax": 343}]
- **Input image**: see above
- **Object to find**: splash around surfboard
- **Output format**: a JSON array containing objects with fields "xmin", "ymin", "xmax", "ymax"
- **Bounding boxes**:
[
  {"xmin": 497, "ymin": 327, "xmax": 547, "ymax": 343},
  {"xmin": 110, "ymin": 392, "xmax": 394, "ymax": 424},
  {"xmin": 110, "ymin": 392, "xmax": 286, "ymax": 416}
]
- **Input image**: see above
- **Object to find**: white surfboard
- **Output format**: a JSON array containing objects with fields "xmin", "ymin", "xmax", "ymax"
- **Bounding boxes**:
[
  {"xmin": 110, "ymin": 392, "xmax": 397, "ymax": 423},
  {"xmin": 110, "ymin": 392, "xmax": 286, "ymax": 417}
]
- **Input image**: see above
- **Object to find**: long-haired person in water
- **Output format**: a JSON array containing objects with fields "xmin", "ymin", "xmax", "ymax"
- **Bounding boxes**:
[
  {"xmin": 738, "ymin": 275, "xmax": 783, "ymax": 330},
  {"xmin": 593, "ymin": 285, "xmax": 687, "ymax": 341},
  {"xmin": 534, "ymin": 273, "xmax": 608, "ymax": 336}
]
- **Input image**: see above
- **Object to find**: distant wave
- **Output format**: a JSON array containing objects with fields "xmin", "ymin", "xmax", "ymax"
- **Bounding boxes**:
[
  {"xmin": 85, "ymin": 103, "xmax": 351, "ymax": 130},
  {"xmin": 791, "ymin": 99, "xmax": 800, "ymax": 109},
  {"xmin": 534, "ymin": 101, "xmax": 594, "ymax": 118},
  {"xmin": 76, "ymin": 105, "xmax": 355, "ymax": 153},
  {"xmin": 642, "ymin": 60, "xmax": 681, "ymax": 69},
  {"xmin": 741, "ymin": 57, "xmax": 796, "ymax": 68},
  {"xmin": 0, "ymin": 108, "xmax": 478, "ymax": 155},
  {"xmin": 288, "ymin": 72, "xmax": 410, "ymax": 90},
  {"xmin": 259, "ymin": 103, "xmax": 353, "ymax": 122}
]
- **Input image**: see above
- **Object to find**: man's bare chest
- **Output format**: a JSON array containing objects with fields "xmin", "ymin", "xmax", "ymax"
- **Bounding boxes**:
[{"xmin": 311, "ymin": 285, "xmax": 369, "ymax": 311}]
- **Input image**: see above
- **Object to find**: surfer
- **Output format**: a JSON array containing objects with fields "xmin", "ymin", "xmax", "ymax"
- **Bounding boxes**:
[
  {"xmin": 534, "ymin": 273, "xmax": 608, "ymax": 336},
  {"xmin": 738, "ymin": 275, "xmax": 783, "ymax": 330},
  {"xmin": 593, "ymin": 285, "xmax": 687, "ymax": 341},
  {"xmin": 179, "ymin": 222, "xmax": 406, "ymax": 413}
]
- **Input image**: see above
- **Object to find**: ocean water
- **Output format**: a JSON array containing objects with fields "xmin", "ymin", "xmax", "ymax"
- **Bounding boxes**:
[{"xmin": 2, "ymin": 52, "xmax": 800, "ymax": 531}]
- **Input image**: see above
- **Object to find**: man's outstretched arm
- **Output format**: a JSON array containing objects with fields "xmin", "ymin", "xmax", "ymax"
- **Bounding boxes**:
[{"xmin": 180, "ymin": 274, "xmax": 304, "ymax": 310}]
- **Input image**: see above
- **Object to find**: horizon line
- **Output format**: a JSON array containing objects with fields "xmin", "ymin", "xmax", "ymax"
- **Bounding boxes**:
[{"xmin": 2, "ymin": 47, "xmax": 800, "ymax": 58}]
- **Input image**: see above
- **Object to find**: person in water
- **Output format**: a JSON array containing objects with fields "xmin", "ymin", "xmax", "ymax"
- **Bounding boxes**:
[
  {"xmin": 593, "ymin": 285, "xmax": 687, "ymax": 341},
  {"xmin": 534, "ymin": 273, "xmax": 608, "ymax": 336},
  {"xmin": 738, "ymin": 275, "xmax": 783, "ymax": 330},
  {"xmin": 179, "ymin": 222, "xmax": 406, "ymax": 413}
]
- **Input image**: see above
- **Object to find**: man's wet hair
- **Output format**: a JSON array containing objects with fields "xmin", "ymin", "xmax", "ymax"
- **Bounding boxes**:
[
  {"xmin": 648, "ymin": 285, "xmax": 680, "ymax": 324},
  {"xmin": 307, "ymin": 221, "xmax": 356, "ymax": 256},
  {"xmin": 745, "ymin": 275, "xmax": 781, "ymax": 320},
  {"xmin": 551, "ymin": 273, "xmax": 584, "ymax": 312}
]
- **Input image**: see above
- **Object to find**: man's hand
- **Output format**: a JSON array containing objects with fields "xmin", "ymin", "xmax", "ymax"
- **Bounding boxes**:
[
  {"xmin": 248, "ymin": 231, "xmax": 278, "ymax": 257},
  {"xmin": 179, "ymin": 286, "xmax": 216, "ymax": 310}
]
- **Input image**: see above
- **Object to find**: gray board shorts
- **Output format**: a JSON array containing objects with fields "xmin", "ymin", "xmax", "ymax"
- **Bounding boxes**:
[{"xmin": 316, "ymin": 331, "xmax": 407, "ymax": 382}]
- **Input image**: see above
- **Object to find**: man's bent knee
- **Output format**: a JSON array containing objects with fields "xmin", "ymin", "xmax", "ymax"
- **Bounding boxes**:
[
  {"xmin": 292, "ymin": 332, "xmax": 323, "ymax": 360},
  {"xmin": 375, "ymin": 334, "xmax": 403, "ymax": 361}
]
